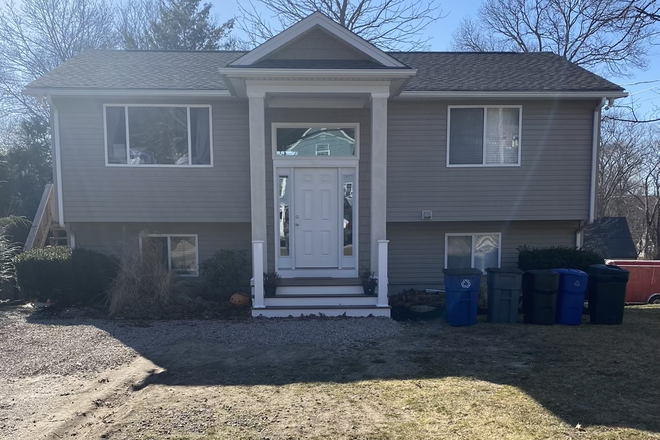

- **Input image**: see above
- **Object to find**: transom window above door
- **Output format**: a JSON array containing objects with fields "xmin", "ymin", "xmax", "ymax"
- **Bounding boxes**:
[
  {"xmin": 276, "ymin": 127, "xmax": 356, "ymax": 156},
  {"xmin": 104, "ymin": 105, "xmax": 212, "ymax": 166}
]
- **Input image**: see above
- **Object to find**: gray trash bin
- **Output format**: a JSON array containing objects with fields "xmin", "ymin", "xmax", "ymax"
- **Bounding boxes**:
[{"xmin": 486, "ymin": 268, "xmax": 523, "ymax": 323}]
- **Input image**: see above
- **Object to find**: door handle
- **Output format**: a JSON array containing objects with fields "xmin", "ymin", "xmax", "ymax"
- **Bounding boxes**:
[{"xmin": 295, "ymin": 223, "xmax": 300, "ymax": 226}]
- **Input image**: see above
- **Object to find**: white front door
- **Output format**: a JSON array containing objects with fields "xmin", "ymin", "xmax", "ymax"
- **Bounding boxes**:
[{"xmin": 293, "ymin": 168, "xmax": 339, "ymax": 268}]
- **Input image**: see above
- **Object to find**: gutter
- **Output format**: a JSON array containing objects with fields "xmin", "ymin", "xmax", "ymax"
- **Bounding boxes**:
[
  {"xmin": 397, "ymin": 91, "xmax": 628, "ymax": 99},
  {"xmin": 25, "ymin": 88, "xmax": 234, "ymax": 97},
  {"xmin": 589, "ymin": 97, "xmax": 607, "ymax": 224},
  {"xmin": 46, "ymin": 96, "xmax": 65, "ymax": 229}
]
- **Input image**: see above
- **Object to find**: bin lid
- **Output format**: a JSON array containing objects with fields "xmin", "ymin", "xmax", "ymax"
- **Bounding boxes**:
[
  {"xmin": 552, "ymin": 268, "xmax": 587, "ymax": 276},
  {"xmin": 588, "ymin": 264, "xmax": 630, "ymax": 276},
  {"xmin": 442, "ymin": 268, "xmax": 484, "ymax": 276},
  {"xmin": 524, "ymin": 269, "xmax": 559, "ymax": 275},
  {"xmin": 486, "ymin": 267, "xmax": 523, "ymax": 274}
]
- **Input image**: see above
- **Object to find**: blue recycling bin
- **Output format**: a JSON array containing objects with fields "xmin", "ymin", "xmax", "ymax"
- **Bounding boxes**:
[
  {"xmin": 553, "ymin": 268, "xmax": 588, "ymax": 325},
  {"xmin": 442, "ymin": 268, "xmax": 483, "ymax": 326}
]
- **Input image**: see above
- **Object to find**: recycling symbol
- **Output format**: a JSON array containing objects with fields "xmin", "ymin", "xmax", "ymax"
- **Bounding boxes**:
[
  {"xmin": 574, "ymin": 280, "xmax": 581, "ymax": 287},
  {"xmin": 461, "ymin": 279, "xmax": 472, "ymax": 289}
]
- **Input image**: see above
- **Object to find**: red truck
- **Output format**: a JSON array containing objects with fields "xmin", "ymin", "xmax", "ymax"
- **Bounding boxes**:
[{"xmin": 606, "ymin": 260, "xmax": 660, "ymax": 304}]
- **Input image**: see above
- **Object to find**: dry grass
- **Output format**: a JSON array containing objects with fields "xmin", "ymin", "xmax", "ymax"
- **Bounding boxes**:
[
  {"xmin": 95, "ymin": 306, "xmax": 660, "ymax": 440},
  {"xmin": 107, "ymin": 238, "xmax": 177, "ymax": 316}
]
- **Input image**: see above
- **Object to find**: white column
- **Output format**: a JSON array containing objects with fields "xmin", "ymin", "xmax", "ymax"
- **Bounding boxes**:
[
  {"xmin": 248, "ymin": 92, "xmax": 268, "ymax": 269},
  {"xmin": 252, "ymin": 240, "xmax": 265, "ymax": 308},
  {"xmin": 377, "ymin": 240, "xmax": 389, "ymax": 307},
  {"xmin": 371, "ymin": 94, "xmax": 388, "ymax": 271}
]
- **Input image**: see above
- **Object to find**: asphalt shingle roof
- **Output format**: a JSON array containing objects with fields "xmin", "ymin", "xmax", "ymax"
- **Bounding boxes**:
[{"xmin": 25, "ymin": 49, "xmax": 624, "ymax": 93}]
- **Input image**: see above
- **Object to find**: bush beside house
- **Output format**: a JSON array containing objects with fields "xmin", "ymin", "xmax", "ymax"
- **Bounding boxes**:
[
  {"xmin": 517, "ymin": 245, "xmax": 604, "ymax": 273},
  {"xmin": 14, "ymin": 247, "xmax": 118, "ymax": 306}
]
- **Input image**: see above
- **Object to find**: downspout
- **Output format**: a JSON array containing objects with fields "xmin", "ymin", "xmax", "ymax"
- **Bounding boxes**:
[
  {"xmin": 589, "ymin": 97, "xmax": 607, "ymax": 224},
  {"xmin": 578, "ymin": 97, "xmax": 607, "ymax": 249},
  {"xmin": 46, "ymin": 96, "xmax": 65, "ymax": 229}
]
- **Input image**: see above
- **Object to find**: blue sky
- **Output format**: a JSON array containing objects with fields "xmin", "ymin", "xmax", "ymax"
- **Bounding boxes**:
[{"xmin": 212, "ymin": 0, "xmax": 659, "ymax": 116}]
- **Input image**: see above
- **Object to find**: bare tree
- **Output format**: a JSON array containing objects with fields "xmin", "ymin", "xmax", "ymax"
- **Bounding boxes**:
[
  {"xmin": 117, "ymin": 0, "xmax": 160, "ymax": 50},
  {"xmin": 598, "ymin": 111, "xmax": 647, "ymax": 218},
  {"xmin": 629, "ymin": 127, "xmax": 660, "ymax": 258},
  {"xmin": 0, "ymin": 0, "xmax": 117, "ymax": 121},
  {"xmin": 237, "ymin": 0, "xmax": 442, "ymax": 51},
  {"xmin": 451, "ymin": 0, "xmax": 659, "ymax": 77}
]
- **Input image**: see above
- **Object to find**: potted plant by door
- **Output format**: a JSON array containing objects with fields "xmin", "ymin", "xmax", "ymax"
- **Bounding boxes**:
[
  {"xmin": 360, "ymin": 269, "xmax": 378, "ymax": 296},
  {"xmin": 264, "ymin": 271, "xmax": 281, "ymax": 298}
]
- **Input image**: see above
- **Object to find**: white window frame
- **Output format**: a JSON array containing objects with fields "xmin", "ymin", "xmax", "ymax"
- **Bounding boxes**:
[
  {"xmin": 446, "ymin": 105, "xmax": 522, "ymax": 168},
  {"xmin": 103, "ymin": 104, "xmax": 214, "ymax": 168},
  {"xmin": 139, "ymin": 233, "xmax": 199, "ymax": 277},
  {"xmin": 444, "ymin": 232, "xmax": 502, "ymax": 273}
]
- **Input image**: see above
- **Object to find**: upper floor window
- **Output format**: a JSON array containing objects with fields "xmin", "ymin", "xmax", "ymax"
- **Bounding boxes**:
[
  {"xmin": 447, "ymin": 106, "xmax": 521, "ymax": 167},
  {"xmin": 276, "ymin": 127, "xmax": 356, "ymax": 156},
  {"xmin": 105, "ymin": 105, "xmax": 212, "ymax": 166}
]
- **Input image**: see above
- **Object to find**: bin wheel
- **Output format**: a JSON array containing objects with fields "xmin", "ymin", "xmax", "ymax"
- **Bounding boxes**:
[{"xmin": 648, "ymin": 294, "xmax": 660, "ymax": 305}]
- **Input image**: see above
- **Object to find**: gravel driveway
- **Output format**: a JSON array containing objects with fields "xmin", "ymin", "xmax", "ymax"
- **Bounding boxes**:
[
  {"xmin": 0, "ymin": 306, "xmax": 401, "ymax": 378},
  {"xmin": 0, "ymin": 306, "xmax": 402, "ymax": 439}
]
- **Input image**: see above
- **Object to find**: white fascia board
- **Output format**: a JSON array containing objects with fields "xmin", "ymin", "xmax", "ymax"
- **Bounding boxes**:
[
  {"xmin": 397, "ymin": 90, "xmax": 628, "ymax": 99},
  {"xmin": 229, "ymin": 13, "xmax": 406, "ymax": 68},
  {"xmin": 23, "ymin": 88, "xmax": 233, "ymax": 97},
  {"xmin": 245, "ymin": 80, "xmax": 391, "ymax": 96},
  {"xmin": 220, "ymin": 68, "xmax": 416, "ymax": 79}
]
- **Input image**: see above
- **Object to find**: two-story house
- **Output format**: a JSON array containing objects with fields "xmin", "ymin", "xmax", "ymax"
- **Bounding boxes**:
[{"xmin": 24, "ymin": 13, "xmax": 626, "ymax": 317}]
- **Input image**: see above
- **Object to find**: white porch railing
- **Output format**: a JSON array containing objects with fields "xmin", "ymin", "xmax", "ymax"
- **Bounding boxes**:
[
  {"xmin": 252, "ymin": 240, "xmax": 265, "ymax": 308},
  {"xmin": 23, "ymin": 184, "xmax": 54, "ymax": 252},
  {"xmin": 377, "ymin": 240, "xmax": 389, "ymax": 307}
]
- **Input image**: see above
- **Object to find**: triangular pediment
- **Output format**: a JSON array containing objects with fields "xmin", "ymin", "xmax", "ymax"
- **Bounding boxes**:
[{"xmin": 229, "ymin": 12, "xmax": 406, "ymax": 68}]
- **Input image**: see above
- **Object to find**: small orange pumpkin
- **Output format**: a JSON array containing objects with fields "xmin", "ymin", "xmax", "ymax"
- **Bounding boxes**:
[{"xmin": 230, "ymin": 292, "xmax": 251, "ymax": 307}]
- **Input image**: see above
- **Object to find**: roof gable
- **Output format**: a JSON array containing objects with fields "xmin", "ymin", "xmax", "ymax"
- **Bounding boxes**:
[{"xmin": 229, "ymin": 12, "xmax": 406, "ymax": 68}]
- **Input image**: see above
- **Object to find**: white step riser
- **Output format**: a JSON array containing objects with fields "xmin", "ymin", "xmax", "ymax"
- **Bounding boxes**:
[
  {"xmin": 277, "ymin": 285, "xmax": 364, "ymax": 295},
  {"xmin": 252, "ymin": 307, "xmax": 391, "ymax": 318},
  {"xmin": 264, "ymin": 296, "xmax": 377, "ymax": 307}
]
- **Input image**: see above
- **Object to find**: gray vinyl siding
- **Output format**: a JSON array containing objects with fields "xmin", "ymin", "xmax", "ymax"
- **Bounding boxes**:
[
  {"xmin": 70, "ymin": 222, "xmax": 251, "ymax": 263},
  {"xmin": 269, "ymin": 27, "xmax": 369, "ymax": 60},
  {"xmin": 387, "ymin": 99, "xmax": 598, "ymax": 222},
  {"xmin": 387, "ymin": 220, "xmax": 579, "ymax": 291},
  {"xmin": 54, "ymin": 96, "xmax": 251, "ymax": 223},
  {"xmin": 265, "ymin": 108, "xmax": 371, "ymax": 271}
]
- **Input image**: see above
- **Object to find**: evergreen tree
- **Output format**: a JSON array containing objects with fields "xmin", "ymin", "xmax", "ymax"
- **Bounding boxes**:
[
  {"xmin": 0, "ymin": 116, "xmax": 52, "ymax": 219},
  {"xmin": 123, "ymin": 0, "xmax": 235, "ymax": 50}
]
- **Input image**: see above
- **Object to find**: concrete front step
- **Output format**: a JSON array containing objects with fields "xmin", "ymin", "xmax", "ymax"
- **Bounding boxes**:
[
  {"xmin": 276, "ymin": 285, "xmax": 364, "ymax": 295},
  {"xmin": 252, "ymin": 305, "xmax": 391, "ymax": 318},
  {"xmin": 264, "ymin": 294, "xmax": 377, "ymax": 307}
]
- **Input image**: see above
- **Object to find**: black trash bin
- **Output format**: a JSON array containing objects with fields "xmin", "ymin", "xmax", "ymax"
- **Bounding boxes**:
[
  {"xmin": 523, "ymin": 270, "xmax": 560, "ymax": 325},
  {"xmin": 588, "ymin": 264, "xmax": 630, "ymax": 325},
  {"xmin": 486, "ymin": 268, "xmax": 523, "ymax": 323}
]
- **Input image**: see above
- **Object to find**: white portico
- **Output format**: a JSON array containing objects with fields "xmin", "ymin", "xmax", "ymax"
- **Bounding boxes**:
[{"xmin": 219, "ymin": 13, "xmax": 416, "ymax": 317}]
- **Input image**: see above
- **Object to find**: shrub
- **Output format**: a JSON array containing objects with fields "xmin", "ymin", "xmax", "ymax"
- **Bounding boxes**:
[
  {"xmin": 107, "ymin": 239, "xmax": 183, "ymax": 317},
  {"xmin": 0, "ymin": 216, "xmax": 31, "ymax": 248},
  {"xmin": 517, "ymin": 245, "xmax": 604, "ymax": 273},
  {"xmin": 13, "ymin": 247, "xmax": 118, "ymax": 306},
  {"xmin": 200, "ymin": 249, "xmax": 250, "ymax": 300}
]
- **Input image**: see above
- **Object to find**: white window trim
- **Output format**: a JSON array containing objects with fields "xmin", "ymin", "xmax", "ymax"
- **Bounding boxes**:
[
  {"xmin": 444, "ymin": 232, "xmax": 502, "ymax": 273},
  {"xmin": 103, "ymin": 104, "xmax": 214, "ymax": 168},
  {"xmin": 271, "ymin": 123, "xmax": 360, "ymax": 161},
  {"xmin": 139, "ymin": 233, "xmax": 199, "ymax": 277},
  {"xmin": 446, "ymin": 105, "xmax": 522, "ymax": 168}
]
